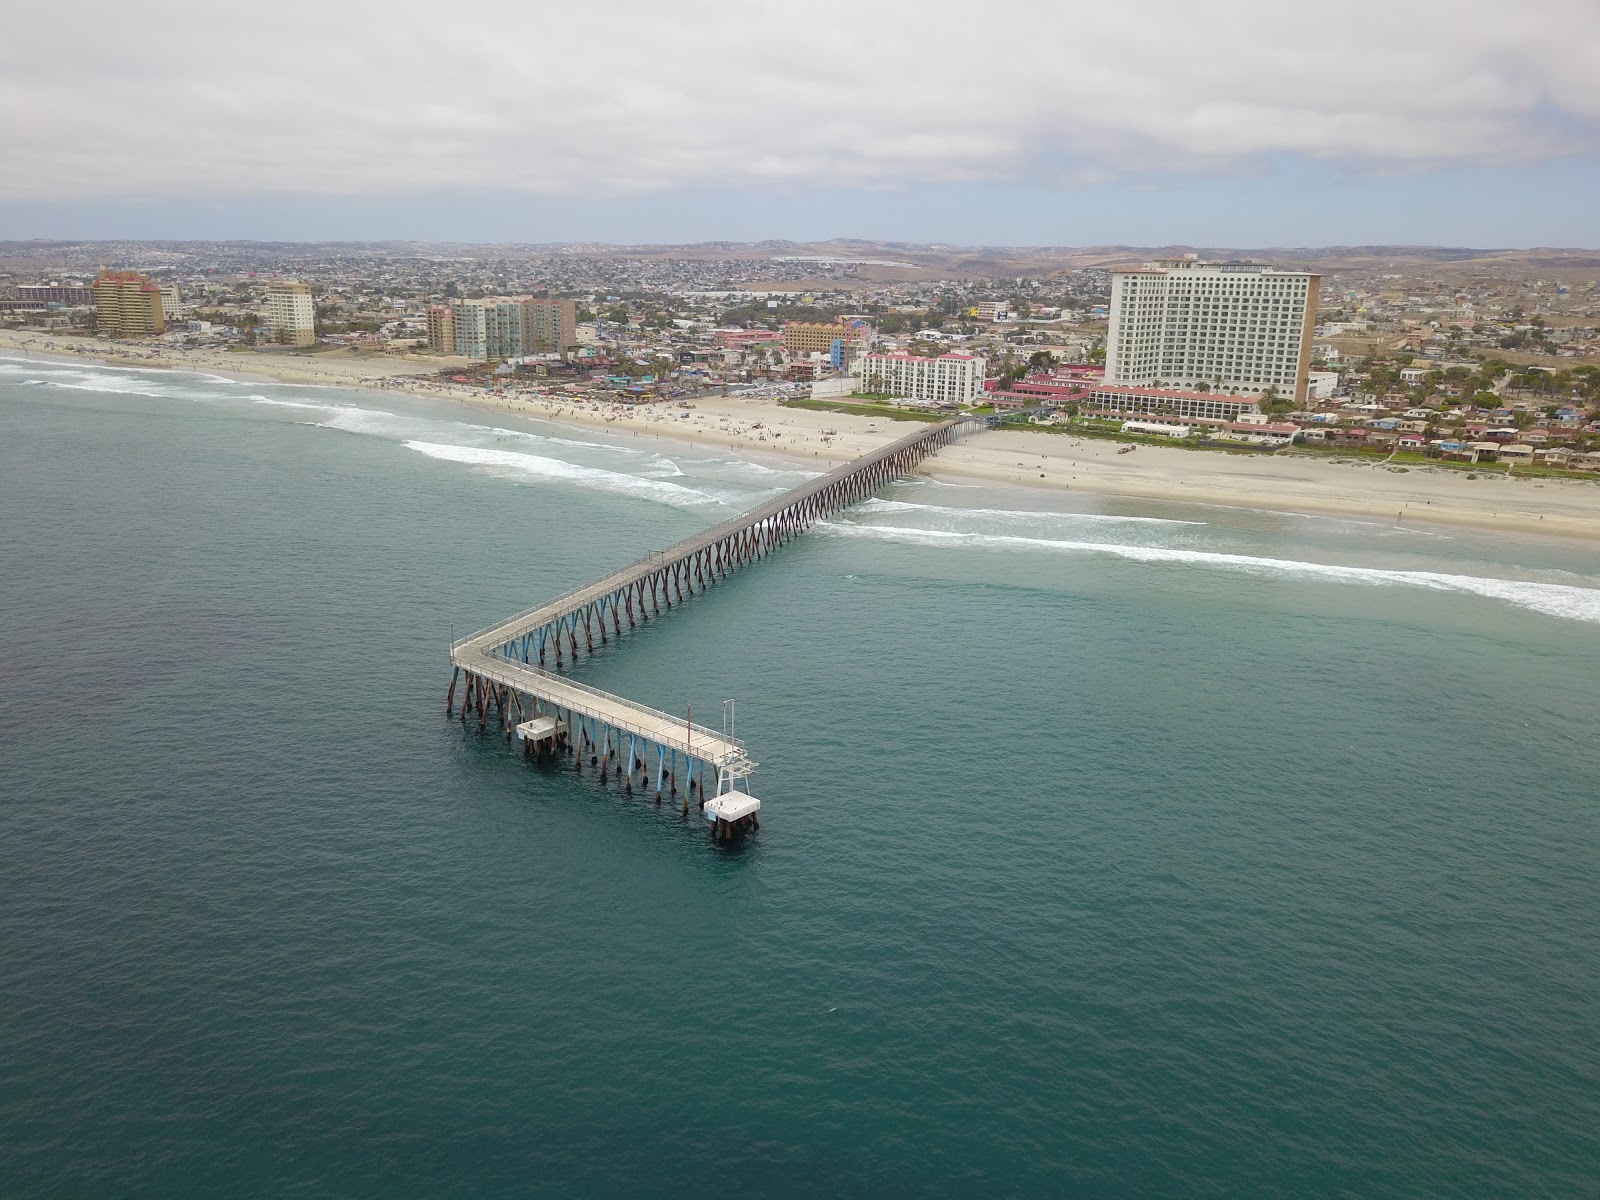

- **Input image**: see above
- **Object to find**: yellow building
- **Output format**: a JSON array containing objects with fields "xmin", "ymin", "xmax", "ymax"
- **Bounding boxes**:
[
  {"xmin": 782, "ymin": 320, "xmax": 867, "ymax": 358},
  {"xmin": 93, "ymin": 269, "xmax": 165, "ymax": 337}
]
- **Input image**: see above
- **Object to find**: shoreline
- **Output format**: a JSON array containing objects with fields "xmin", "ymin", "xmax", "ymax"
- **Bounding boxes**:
[{"xmin": 6, "ymin": 328, "xmax": 1599, "ymax": 542}]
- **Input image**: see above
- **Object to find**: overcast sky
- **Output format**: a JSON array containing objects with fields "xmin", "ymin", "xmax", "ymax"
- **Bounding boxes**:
[{"xmin": 3, "ymin": 0, "xmax": 1598, "ymax": 246}]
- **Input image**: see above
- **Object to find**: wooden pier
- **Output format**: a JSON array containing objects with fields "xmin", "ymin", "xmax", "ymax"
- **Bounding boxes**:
[{"xmin": 448, "ymin": 414, "xmax": 988, "ymax": 836}]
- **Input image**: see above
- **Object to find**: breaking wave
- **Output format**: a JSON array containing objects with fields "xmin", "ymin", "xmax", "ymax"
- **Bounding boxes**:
[
  {"xmin": 856, "ymin": 497, "xmax": 1201, "ymax": 527},
  {"xmin": 821, "ymin": 521, "xmax": 1600, "ymax": 624},
  {"xmin": 403, "ymin": 441, "xmax": 723, "ymax": 509}
]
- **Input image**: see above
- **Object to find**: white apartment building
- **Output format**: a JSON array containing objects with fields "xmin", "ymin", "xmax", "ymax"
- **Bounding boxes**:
[
  {"xmin": 1083, "ymin": 384, "xmax": 1260, "ymax": 422},
  {"xmin": 1106, "ymin": 257, "xmax": 1320, "ymax": 403},
  {"xmin": 857, "ymin": 350, "xmax": 986, "ymax": 406},
  {"xmin": 265, "ymin": 280, "xmax": 316, "ymax": 346},
  {"xmin": 159, "ymin": 285, "xmax": 184, "ymax": 324}
]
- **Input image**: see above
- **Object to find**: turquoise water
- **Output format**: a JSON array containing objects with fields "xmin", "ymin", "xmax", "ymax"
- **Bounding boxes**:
[{"xmin": 3, "ymin": 356, "xmax": 1599, "ymax": 1197}]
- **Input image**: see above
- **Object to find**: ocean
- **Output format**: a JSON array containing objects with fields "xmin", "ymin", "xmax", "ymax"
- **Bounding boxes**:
[{"xmin": 2, "ymin": 355, "xmax": 1598, "ymax": 1197}]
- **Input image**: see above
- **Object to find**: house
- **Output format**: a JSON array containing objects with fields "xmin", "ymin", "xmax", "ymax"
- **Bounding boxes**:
[
  {"xmin": 1397, "ymin": 432, "xmax": 1427, "ymax": 449},
  {"xmin": 1120, "ymin": 420, "xmax": 1190, "ymax": 438}
]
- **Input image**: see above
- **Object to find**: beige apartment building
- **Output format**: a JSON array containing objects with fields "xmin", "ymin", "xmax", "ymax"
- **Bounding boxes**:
[
  {"xmin": 526, "ymin": 297, "xmax": 576, "ymax": 356},
  {"xmin": 1106, "ymin": 257, "xmax": 1320, "ymax": 403},
  {"xmin": 265, "ymin": 280, "xmax": 316, "ymax": 346},
  {"xmin": 783, "ymin": 320, "xmax": 869, "ymax": 360},
  {"xmin": 93, "ymin": 269, "xmax": 166, "ymax": 337},
  {"xmin": 427, "ymin": 304, "xmax": 456, "ymax": 354}
]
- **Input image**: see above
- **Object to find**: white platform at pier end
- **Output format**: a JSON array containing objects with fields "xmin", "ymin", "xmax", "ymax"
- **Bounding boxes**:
[
  {"xmin": 704, "ymin": 793, "xmax": 761, "ymax": 822},
  {"xmin": 515, "ymin": 716, "xmax": 567, "ymax": 741}
]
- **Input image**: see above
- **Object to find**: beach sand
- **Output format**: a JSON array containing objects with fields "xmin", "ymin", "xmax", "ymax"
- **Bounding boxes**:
[{"xmin": 6, "ymin": 328, "xmax": 1598, "ymax": 540}]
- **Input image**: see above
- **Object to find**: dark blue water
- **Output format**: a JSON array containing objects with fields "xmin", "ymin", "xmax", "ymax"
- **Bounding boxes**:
[{"xmin": 3, "ymin": 357, "xmax": 1599, "ymax": 1197}]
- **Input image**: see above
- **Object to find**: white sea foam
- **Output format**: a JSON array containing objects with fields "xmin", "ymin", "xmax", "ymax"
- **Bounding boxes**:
[
  {"xmin": 822, "ymin": 521, "xmax": 1600, "ymax": 623},
  {"xmin": 403, "ymin": 440, "xmax": 722, "ymax": 508},
  {"xmin": 315, "ymin": 407, "xmax": 417, "ymax": 437},
  {"xmin": 473, "ymin": 423, "xmax": 657, "ymax": 457},
  {"xmin": 42, "ymin": 373, "xmax": 172, "ymax": 398},
  {"xmin": 856, "ymin": 497, "xmax": 1201, "ymax": 526},
  {"xmin": 254, "ymin": 397, "xmax": 344, "ymax": 413}
]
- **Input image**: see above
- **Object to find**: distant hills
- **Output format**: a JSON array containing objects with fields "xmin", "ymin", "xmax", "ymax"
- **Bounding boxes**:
[{"xmin": 4, "ymin": 238, "xmax": 1598, "ymax": 280}]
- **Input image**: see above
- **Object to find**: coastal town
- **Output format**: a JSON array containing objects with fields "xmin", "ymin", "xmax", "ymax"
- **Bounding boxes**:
[{"xmin": 5, "ymin": 239, "xmax": 1600, "ymax": 488}]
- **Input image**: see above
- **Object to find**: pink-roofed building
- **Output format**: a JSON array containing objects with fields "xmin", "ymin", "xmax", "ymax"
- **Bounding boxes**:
[
  {"xmin": 858, "ymin": 349, "xmax": 987, "ymax": 405},
  {"xmin": 713, "ymin": 328, "xmax": 783, "ymax": 349}
]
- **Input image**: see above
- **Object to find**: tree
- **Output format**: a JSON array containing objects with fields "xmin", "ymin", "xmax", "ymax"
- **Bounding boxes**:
[
  {"xmin": 1260, "ymin": 385, "xmax": 1292, "ymax": 417},
  {"xmin": 1027, "ymin": 350, "xmax": 1056, "ymax": 371},
  {"xmin": 606, "ymin": 306, "xmax": 629, "ymax": 325}
]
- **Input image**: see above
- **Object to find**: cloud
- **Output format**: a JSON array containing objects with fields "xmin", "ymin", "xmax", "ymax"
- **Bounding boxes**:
[{"xmin": 3, "ymin": 0, "xmax": 1598, "ymax": 202}]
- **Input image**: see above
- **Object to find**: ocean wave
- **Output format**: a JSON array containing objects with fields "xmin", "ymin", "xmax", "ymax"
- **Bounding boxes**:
[
  {"xmin": 254, "ymin": 397, "xmax": 345, "ymax": 413},
  {"xmin": 855, "ymin": 497, "xmax": 1202, "ymax": 526},
  {"xmin": 38, "ymin": 374, "xmax": 173, "ymax": 398},
  {"xmin": 314, "ymin": 407, "xmax": 417, "ymax": 437},
  {"xmin": 821, "ymin": 522, "xmax": 1600, "ymax": 624},
  {"xmin": 472, "ymin": 423, "xmax": 657, "ymax": 458},
  {"xmin": 403, "ymin": 441, "xmax": 722, "ymax": 508}
]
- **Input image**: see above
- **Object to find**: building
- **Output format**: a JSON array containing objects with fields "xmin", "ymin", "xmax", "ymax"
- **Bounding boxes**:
[
  {"xmin": 451, "ymin": 298, "xmax": 523, "ymax": 359},
  {"xmin": 1106, "ymin": 256, "xmax": 1320, "ymax": 403},
  {"xmin": 17, "ymin": 283, "xmax": 95, "ymax": 306},
  {"xmin": 449, "ymin": 297, "xmax": 576, "ymax": 359},
  {"xmin": 93, "ymin": 269, "xmax": 165, "ymax": 337},
  {"xmin": 783, "ymin": 320, "xmax": 870, "ymax": 366},
  {"xmin": 159, "ymin": 285, "xmax": 184, "ymax": 324},
  {"xmin": 265, "ymin": 280, "xmax": 316, "ymax": 346},
  {"xmin": 1081, "ymin": 384, "xmax": 1261, "ymax": 423},
  {"xmin": 426, "ymin": 304, "xmax": 456, "ymax": 354},
  {"xmin": 525, "ymin": 297, "xmax": 576, "ymax": 356},
  {"xmin": 857, "ymin": 350, "xmax": 986, "ymax": 406},
  {"xmin": 713, "ymin": 328, "xmax": 783, "ymax": 349}
]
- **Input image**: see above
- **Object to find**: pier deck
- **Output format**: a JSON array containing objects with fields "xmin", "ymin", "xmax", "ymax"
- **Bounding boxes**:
[
  {"xmin": 447, "ymin": 413, "xmax": 989, "ymax": 828},
  {"xmin": 466, "ymin": 652, "xmax": 748, "ymax": 774}
]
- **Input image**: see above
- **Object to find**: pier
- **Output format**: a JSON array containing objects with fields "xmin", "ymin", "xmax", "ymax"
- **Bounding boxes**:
[{"xmin": 448, "ymin": 414, "xmax": 988, "ymax": 836}]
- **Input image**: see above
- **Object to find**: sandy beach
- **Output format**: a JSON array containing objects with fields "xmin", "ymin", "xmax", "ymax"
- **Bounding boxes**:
[{"xmin": 6, "ymin": 328, "xmax": 1599, "ymax": 540}]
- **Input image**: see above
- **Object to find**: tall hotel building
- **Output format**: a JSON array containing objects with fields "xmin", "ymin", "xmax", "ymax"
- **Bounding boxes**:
[
  {"xmin": 1106, "ymin": 257, "xmax": 1320, "ymax": 403},
  {"xmin": 93, "ymin": 269, "xmax": 166, "ymax": 337},
  {"xmin": 265, "ymin": 280, "xmax": 316, "ymax": 346}
]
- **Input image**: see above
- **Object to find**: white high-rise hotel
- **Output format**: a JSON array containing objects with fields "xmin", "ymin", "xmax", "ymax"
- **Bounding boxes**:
[{"xmin": 1106, "ymin": 257, "xmax": 1320, "ymax": 403}]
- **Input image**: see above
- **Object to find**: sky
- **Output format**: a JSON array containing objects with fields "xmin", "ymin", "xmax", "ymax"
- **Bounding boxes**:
[{"xmin": 3, "ymin": 0, "xmax": 1598, "ymax": 248}]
